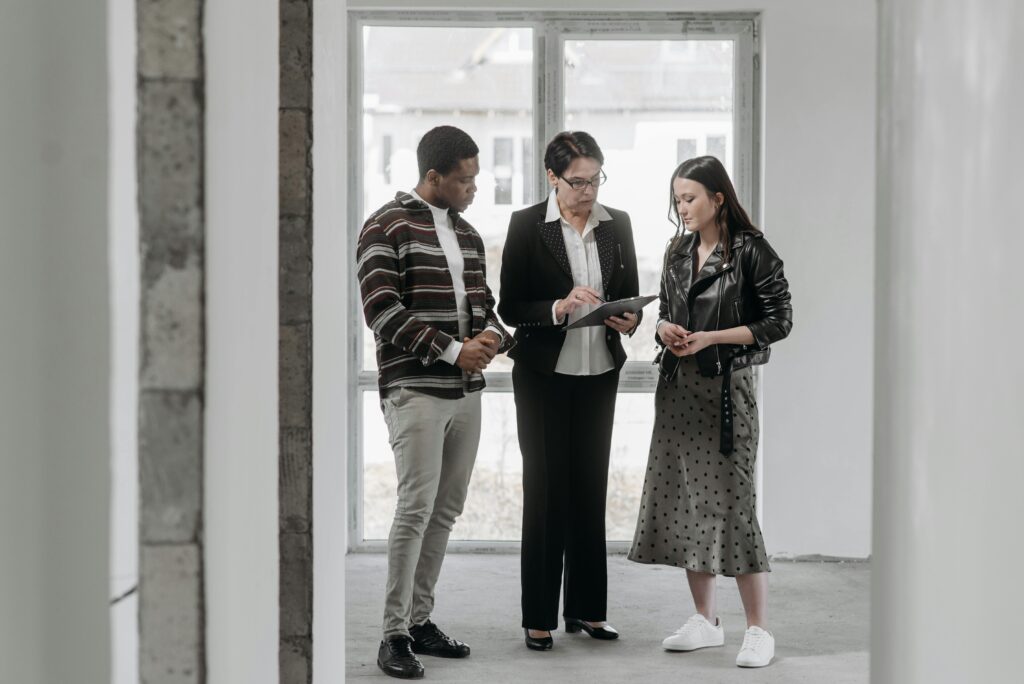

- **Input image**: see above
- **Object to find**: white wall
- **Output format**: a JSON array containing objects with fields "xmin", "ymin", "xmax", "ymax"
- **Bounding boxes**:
[
  {"xmin": 343, "ymin": 0, "xmax": 877, "ymax": 558},
  {"xmin": 313, "ymin": 1, "xmax": 351, "ymax": 682},
  {"xmin": 205, "ymin": 0, "xmax": 281, "ymax": 681},
  {"xmin": 0, "ymin": 0, "xmax": 111, "ymax": 681},
  {"xmin": 873, "ymin": 1, "xmax": 1024, "ymax": 681},
  {"xmin": 108, "ymin": 0, "xmax": 139, "ymax": 681},
  {"xmin": 756, "ymin": 2, "xmax": 876, "ymax": 558}
]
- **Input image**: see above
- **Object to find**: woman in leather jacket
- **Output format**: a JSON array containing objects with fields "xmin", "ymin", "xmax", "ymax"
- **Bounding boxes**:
[{"xmin": 627, "ymin": 156, "xmax": 792, "ymax": 668}]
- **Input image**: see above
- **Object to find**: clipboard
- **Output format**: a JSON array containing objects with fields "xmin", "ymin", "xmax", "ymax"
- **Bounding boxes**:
[{"xmin": 564, "ymin": 294, "xmax": 658, "ymax": 330}]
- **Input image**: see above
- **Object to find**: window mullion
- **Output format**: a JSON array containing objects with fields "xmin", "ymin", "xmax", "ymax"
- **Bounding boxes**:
[{"xmin": 535, "ymin": 22, "xmax": 563, "ymax": 201}]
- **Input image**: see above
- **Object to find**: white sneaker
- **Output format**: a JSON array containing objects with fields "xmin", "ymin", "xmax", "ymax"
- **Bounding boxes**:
[
  {"xmin": 736, "ymin": 626, "xmax": 775, "ymax": 667},
  {"xmin": 662, "ymin": 614, "xmax": 725, "ymax": 651}
]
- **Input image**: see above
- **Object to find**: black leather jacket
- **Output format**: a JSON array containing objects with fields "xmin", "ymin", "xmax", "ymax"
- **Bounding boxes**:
[{"xmin": 657, "ymin": 230, "xmax": 792, "ymax": 382}]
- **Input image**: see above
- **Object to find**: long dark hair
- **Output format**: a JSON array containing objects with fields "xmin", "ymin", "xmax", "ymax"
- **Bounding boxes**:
[{"xmin": 667, "ymin": 155, "xmax": 760, "ymax": 263}]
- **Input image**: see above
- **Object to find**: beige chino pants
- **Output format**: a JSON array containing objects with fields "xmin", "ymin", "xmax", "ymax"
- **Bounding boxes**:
[{"xmin": 380, "ymin": 387, "xmax": 482, "ymax": 639}]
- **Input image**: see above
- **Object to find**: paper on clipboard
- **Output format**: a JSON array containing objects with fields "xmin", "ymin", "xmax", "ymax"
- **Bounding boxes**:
[{"xmin": 564, "ymin": 294, "xmax": 658, "ymax": 330}]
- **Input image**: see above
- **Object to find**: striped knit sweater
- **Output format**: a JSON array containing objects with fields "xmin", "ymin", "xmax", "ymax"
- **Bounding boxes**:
[{"xmin": 356, "ymin": 191, "xmax": 513, "ymax": 398}]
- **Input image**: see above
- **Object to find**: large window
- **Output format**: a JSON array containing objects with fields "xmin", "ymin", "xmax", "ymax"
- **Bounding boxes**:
[{"xmin": 350, "ymin": 13, "xmax": 759, "ymax": 548}]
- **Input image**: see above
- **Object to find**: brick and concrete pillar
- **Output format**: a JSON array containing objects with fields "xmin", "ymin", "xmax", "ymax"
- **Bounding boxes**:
[{"xmin": 137, "ymin": 1, "xmax": 206, "ymax": 681}]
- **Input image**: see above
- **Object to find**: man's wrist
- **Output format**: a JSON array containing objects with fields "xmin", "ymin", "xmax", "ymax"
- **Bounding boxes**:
[{"xmin": 441, "ymin": 338, "xmax": 464, "ymax": 365}]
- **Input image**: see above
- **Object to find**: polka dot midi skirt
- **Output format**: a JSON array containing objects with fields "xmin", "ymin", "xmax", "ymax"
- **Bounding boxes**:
[{"xmin": 628, "ymin": 356, "xmax": 770, "ymax": 576}]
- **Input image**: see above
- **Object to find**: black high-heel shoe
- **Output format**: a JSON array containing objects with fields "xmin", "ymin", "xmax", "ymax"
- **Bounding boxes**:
[
  {"xmin": 524, "ymin": 628, "xmax": 553, "ymax": 651},
  {"xmin": 564, "ymin": 617, "xmax": 619, "ymax": 640}
]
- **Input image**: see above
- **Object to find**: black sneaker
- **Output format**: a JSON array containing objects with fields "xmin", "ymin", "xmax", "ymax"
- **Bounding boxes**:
[
  {"xmin": 377, "ymin": 636, "xmax": 425, "ymax": 679},
  {"xmin": 409, "ymin": 620, "xmax": 472, "ymax": 658}
]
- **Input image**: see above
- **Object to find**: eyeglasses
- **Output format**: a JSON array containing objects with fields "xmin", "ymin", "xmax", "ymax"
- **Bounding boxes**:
[{"xmin": 559, "ymin": 170, "xmax": 607, "ymax": 191}]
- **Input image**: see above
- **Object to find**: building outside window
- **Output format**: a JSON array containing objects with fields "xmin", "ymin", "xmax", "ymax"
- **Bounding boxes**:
[{"xmin": 677, "ymin": 137, "xmax": 697, "ymax": 163}]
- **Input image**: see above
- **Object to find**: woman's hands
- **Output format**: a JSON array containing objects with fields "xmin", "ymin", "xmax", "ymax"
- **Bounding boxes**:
[
  {"xmin": 659, "ymin": 322, "xmax": 689, "ymax": 352},
  {"xmin": 604, "ymin": 312, "xmax": 637, "ymax": 334},
  {"xmin": 555, "ymin": 286, "xmax": 602, "ymax": 320},
  {"xmin": 661, "ymin": 323, "xmax": 716, "ymax": 357}
]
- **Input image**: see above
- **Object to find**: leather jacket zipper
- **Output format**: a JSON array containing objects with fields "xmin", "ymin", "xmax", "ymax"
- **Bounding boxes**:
[
  {"xmin": 667, "ymin": 266, "xmax": 688, "ymax": 328},
  {"xmin": 669, "ymin": 256, "xmax": 732, "ymax": 376},
  {"xmin": 715, "ymin": 276, "xmax": 724, "ymax": 374}
]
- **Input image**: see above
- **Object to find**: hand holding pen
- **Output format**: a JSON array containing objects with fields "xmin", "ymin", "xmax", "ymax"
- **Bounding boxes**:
[{"xmin": 554, "ymin": 286, "xmax": 602, "ymax": 319}]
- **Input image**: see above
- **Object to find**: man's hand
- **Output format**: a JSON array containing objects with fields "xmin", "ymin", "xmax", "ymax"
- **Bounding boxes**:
[
  {"xmin": 456, "ymin": 333, "xmax": 499, "ymax": 372},
  {"xmin": 476, "ymin": 330, "xmax": 501, "ymax": 347}
]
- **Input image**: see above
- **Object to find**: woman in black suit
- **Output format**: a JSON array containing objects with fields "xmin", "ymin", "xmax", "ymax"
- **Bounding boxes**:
[{"xmin": 498, "ymin": 131, "xmax": 641, "ymax": 651}]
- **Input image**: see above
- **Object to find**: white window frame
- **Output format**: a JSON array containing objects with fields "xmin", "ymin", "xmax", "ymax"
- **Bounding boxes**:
[{"xmin": 348, "ymin": 11, "xmax": 761, "ymax": 552}]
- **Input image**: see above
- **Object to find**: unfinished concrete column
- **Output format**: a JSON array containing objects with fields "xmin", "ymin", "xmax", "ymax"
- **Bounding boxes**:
[
  {"xmin": 137, "ymin": 1, "xmax": 206, "ymax": 682},
  {"xmin": 279, "ymin": 1, "xmax": 314, "ymax": 682}
]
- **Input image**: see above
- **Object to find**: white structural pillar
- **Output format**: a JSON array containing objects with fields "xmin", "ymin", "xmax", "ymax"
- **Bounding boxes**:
[
  {"xmin": 873, "ymin": 2, "xmax": 1024, "ymax": 682},
  {"xmin": 205, "ymin": 0, "xmax": 281, "ymax": 681},
  {"xmin": 312, "ymin": 1, "xmax": 350, "ymax": 681},
  {"xmin": 0, "ymin": 0, "xmax": 111, "ymax": 681}
]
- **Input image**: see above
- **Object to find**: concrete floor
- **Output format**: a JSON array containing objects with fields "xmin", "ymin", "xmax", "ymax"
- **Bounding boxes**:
[{"xmin": 346, "ymin": 554, "xmax": 869, "ymax": 683}]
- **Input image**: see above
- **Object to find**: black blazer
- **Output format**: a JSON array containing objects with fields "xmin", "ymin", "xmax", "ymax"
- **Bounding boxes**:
[{"xmin": 497, "ymin": 199, "xmax": 641, "ymax": 374}]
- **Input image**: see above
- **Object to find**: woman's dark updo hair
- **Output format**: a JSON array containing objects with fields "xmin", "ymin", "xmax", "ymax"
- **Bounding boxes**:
[
  {"xmin": 668, "ymin": 155, "xmax": 760, "ymax": 263},
  {"xmin": 543, "ymin": 131, "xmax": 604, "ymax": 177}
]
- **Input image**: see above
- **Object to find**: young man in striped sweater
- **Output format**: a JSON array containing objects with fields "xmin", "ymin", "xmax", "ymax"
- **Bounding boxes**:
[{"xmin": 357, "ymin": 125, "xmax": 514, "ymax": 680}]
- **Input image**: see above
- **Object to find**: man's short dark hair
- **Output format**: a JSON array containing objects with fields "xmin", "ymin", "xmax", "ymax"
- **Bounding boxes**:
[
  {"xmin": 543, "ymin": 131, "xmax": 605, "ymax": 177},
  {"xmin": 417, "ymin": 126, "xmax": 479, "ymax": 180}
]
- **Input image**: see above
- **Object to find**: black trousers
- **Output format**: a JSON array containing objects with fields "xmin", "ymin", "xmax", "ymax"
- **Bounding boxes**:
[{"xmin": 512, "ymin": 364, "xmax": 619, "ymax": 630}]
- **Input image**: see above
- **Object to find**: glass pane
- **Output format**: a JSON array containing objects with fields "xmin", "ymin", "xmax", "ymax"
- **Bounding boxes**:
[
  {"xmin": 564, "ymin": 39, "xmax": 735, "ymax": 363},
  {"xmin": 363, "ymin": 390, "xmax": 655, "ymax": 543},
  {"xmin": 360, "ymin": 26, "xmax": 535, "ymax": 373}
]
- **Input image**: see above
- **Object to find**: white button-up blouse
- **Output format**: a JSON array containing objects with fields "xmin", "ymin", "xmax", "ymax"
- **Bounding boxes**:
[{"xmin": 546, "ymin": 190, "xmax": 615, "ymax": 376}]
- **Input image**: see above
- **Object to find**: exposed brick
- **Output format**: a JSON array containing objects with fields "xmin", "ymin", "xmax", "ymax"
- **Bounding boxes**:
[
  {"xmin": 279, "ymin": 110, "xmax": 310, "ymax": 216},
  {"xmin": 280, "ymin": 427, "xmax": 312, "ymax": 532},
  {"xmin": 280, "ymin": 637, "xmax": 311, "ymax": 684},
  {"xmin": 138, "ymin": 0, "xmax": 201, "ymax": 79},
  {"xmin": 279, "ymin": 323, "xmax": 311, "ymax": 429},
  {"xmin": 280, "ymin": 1, "xmax": 312, "ymax": 109},
  {"xmin": 140, "ymin": 257, "xmax": 202, "ymax": 391},
  {"xmin": 138, "ymin": 79, "xmax": 203, "ymax": 287},
  {"xmin": 139, "ymin": 390, "xmax": 202, "ymax": 543},
  {"xmin": 280, "ymin": 215, "xmax": 312, "ymax": 325},
  {"xmin": 280, "ymin": 533, "xmax": 312, "ymax": 637},
  {"xmin": 140, "ymin": 544, "xmax": 203, "ymax": 684}
]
